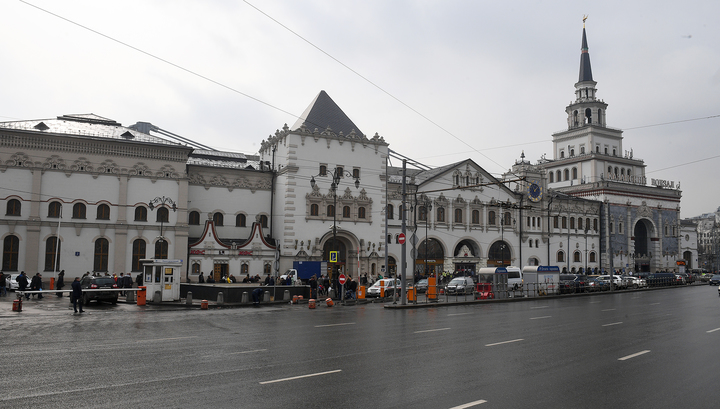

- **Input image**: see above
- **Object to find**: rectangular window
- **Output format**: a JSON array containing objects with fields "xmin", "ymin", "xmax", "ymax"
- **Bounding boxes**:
[
  {"xmin": 319, "ymin": 164, "xmax": 327, "ymax": 176},
  {"xmin": 353, "ymin": 168, "xmax": 360, "ymax": 179}
]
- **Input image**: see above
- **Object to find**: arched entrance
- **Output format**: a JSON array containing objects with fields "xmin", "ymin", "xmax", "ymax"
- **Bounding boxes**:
[
  {"xmin": 633, "ymin": 219, "xmax": 654, "ymax": 272},
  {"xmin": 488, "ymin": 241, "xmax": 511, "ymax": 267},
  {"xmin": 417, "ymin": 238, "xmax": 445, "ymax": 276},
  {"xmin": 683, "ymin": 251, "xmax": 693, "ymax": 269},
  {"xmin": 453, "ymin": 239, "xmax": 480, "ymax": 275},
  {"xmin": 323, "ymin": 239, "xmax": 347, "ymax": 279}
]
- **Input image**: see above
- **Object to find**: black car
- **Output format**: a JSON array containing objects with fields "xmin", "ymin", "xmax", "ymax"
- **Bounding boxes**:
[
  {"xmin": 709, "ymin": 275, "xmax": 720, "ymax": 286},
  {"xmin": 80, "ymin": 276, "xmax": 119, "ymax": 305},
  {"xmin": 559, "ymin": 274, "xmax": 579, "ymax": 294}
]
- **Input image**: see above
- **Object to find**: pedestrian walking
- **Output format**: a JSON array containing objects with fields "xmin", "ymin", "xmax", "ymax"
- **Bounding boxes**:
[
  {"xmin": 136, "ymin": 272, "xmax": 143, "ymax": 287},
  {"xmin": 17, "ymin": 271, "xmax": 29, "ymax": 299},
  {"xmin": 56, "ymin": 270, "xmax": 65, "ymax": 297},
  {"xmin": 71, "ymin": 277, "xmax": 84, "ymax": 313},
  {"xmin": 123, "ymin": 273, "xmax": 133, "ymax": 290},
  {"xmin": 30, "ymin": 273, "xmax": 43, "ymax": 299},
  {"xmin": 0, "ymin": 271, "xmax": 7, "ymax": 297},
  {"xmin": 198, "ymin": 272, "xmax": 205, "ymax": 283},
  {"xmin": 117, "ymin": 272, "xmax": 125, "ymax": 296}
]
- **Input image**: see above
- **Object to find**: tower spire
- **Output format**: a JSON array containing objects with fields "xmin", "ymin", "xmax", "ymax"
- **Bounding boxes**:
[{"xmin": 579, "ymin": 17, "xmax": 593, "ymax": 83}]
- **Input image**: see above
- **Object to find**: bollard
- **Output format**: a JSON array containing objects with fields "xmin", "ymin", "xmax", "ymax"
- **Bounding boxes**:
[
  {"xmin": 298, "ymin": 295, "xmax": 303, "ymax": 301},
  {"xmin": 13, "ymin": 298, "xmax": 22, "ymax": 312},
  {"xmin": 137, "ymin": 286, "xmax": 147, "ymax": 306},
  {"xmin": 126, "ymin": 290, "xmax": 136, "ymax": 303},
  {"xmin": 326, "ymin": 297, "xmax": 334, "ymax": 307},
  {"xmin": 284, "ymin": 290, "xmax": 290, "ymax": 301},
  {"xmin": 263, "ymin": 291, "xmax": 270, "ymax": 302},
  {"xmin": 242, "ymin": 292, "xmax": 249, "ymax": 303},
  {"xmin": 217, "ymin": 291, "xmax": 224, "ymax": 305},
  {"xmin": 309, "ymin": 299, "xmax": 316, "ymax": 309},
  {"xmin": 201, "ymin": 299, "xmax": 208, "ymax": 310},
  {"xmin": 50, "ymin": 277, "xmax": 55, "ymax": 290},
  {"xmin": 185, "ymin": 291, "xmax": 192, "ymax": 305},
  {"xmin": 292, "ymin": 295, "xmax": 298, "ymax": 304}
]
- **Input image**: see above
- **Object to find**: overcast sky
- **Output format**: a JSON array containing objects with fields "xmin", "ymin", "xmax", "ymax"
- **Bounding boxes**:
[{"xmin": 2, "ymin": 1, "xmax": 719, "ymax": 218}]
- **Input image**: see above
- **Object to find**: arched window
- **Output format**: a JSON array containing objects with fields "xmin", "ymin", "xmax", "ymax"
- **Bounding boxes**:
[
  {"xmin": 549, "ymin": 172, "xmax": 554, "ymax": 183},
  {"xmin": 96, "ymin": 204, "xmax": 110, "ymax": 220},
  {"xmin": 387, "ymin": 204, "xmax": 394, "ymax": 220},
  {"xmin": 589, "ymin": 251, "xmax": 597, "ymax": 262},
  {"xmin": 564, "ymin": 169, "xmax": 570, "ymax": 181},
  {"xmin": 236, "ymin": 214, "xmax": 247, "ymax": 227},
  {"xmin": 241, "ymin": 264, "xmax": 249, "ymax": 275},
  {"xmin": 553, "ymin": 216, "xmax": 559, "ymax": 228},
  {"xmin": 310, "ymin": 204, "xmax": 319, "ymax": 216},
  {"xmin": 44, "ymin": 237, "xmax": 61, "ymax": 271},
  {"xmin": 154, "ymin": 240, "xmax": 168, "ymax": 259},
  {"xmin": 343, "ymin": 206, "xmax": 351, "ymax": 218},
  {"xmin": 503, "ymin": 212, "xmax": 511, "ymax": 226},
  {"xmin": 48, "ymin": 201, "xmax": 62, "ymax": 218},
  {"xmin": 586, "ymin": 218, "xmax": 591, "ymax": 230},
  {"xmin": 556, "ymin": 250, "xmax": 565, "ymax": 263},
  {"xmin": 574, "ymin": 251, "xmax": 581, "ymax": 262},
  {"xmin": 454, "ymin": 208, "xmax": 462, "ymax": 224},
  {"xmin": 327, "ymin": 205, "xmax": 335, "ymax": 217},
  {"xmin": 6, "ymin": 199, "xmax": 21, "ymax": 216},
  {"xmin": 578, "ymin": 218, "xmax": 583, "ymax": 230},
  {"xmin": 189, "ymin": 211, "xmax": 200, "ymax": 225},
  {"xmin": 212, "ymin": 212, "xmax": 223, "ymax": 226},
  {"xmin": 259, "ymin": 215, "xmax": 268, "ymax": 228},
  {"xmin": 562, "ymin": 216, "xmax": 567, "ymax": 229},
  {"xmin": 585, "ymin": 108, "xmax": 592, "ymax": 124},
  {"xmin": 157, "ymin": 207, "xmax": 170, "ymax": 223},
  {"xmin": 2, "ymin": 235, "xmax": 20, "ymax": 271},
  {"xmin": 573, "ymin": 110, "xmax": 579, "ymax": 127},
  {"xmin": 135, "ymin": 206, "xmax": 147, "ymax": 222},
  {"xmin": 387, "ymin": 234, "xmax": 392, "ymax": 244},
  {"xmin": 131, "ymin": 239, "xmax": 146, "ymax": 272},
  {"xmin": 608, "ymin": 166, "xmax": 612, "ymax": 175},
  {"xmin": 572, "ymin": 168, "xmax": 578, "ymax": 179},
  {"xmin": 93, "ymin": 238, "xmax": 109, "ymax": 272},
  {"xmin": 358, "ymin": 207, "xmax": 366, "ymax": 219},
  {"xmin": 418, "ymin": 206, "xmax": 427, "ymax": 221},
  {"xmin": 488, "ymin": 211, "xmax": 496, "ymax": 225},
  {"xmin": 72, "ymin": 203, "xmax": 86, "ymax": 219},
  {"xmin": 437, "ymin": 207, "xmax": 445, "ymax": 223},
  {"xmin": 570, "ymin": 217, "xmax": 575, "ymax": 229},
  {"xmin": 614, "ymin": 167, "xmax": 619, "ymax": 175},
  {"xmin": 319, "ymin": 165, "xmax": 327, "ymax": 176},
  {"xmin": 620, "ymin": 168, "xmax": 625, "ymax": 176},
  {"xmin": 594, "ymin": 219, "xmax": 598, "ymax": 231},
  {"xmin": 556, "ymin": 170, "xmax": 561, "ymax": 182},
  {"xmin": 472, "ymin": 210, "xmax": 480, "ymax": 225}
]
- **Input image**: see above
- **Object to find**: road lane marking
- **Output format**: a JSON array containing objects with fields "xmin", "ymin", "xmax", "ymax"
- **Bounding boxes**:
[
  {"xmin": 136, "ymin": 336, "xmax": 198, "ymax": 343},
  {"xmin": 448, "ymin": 313, "xmax": 472, "ymax": 316},
  {"xmin": 589, "ymin": 301, "xmax": 601, "ymax": 304},
  {"xmin": 314, "ymin": 322, "xmax": 355, "ymax": 328},
  {"xmin": 259, "ymin": 369, "xmax": 341, "ymax": 384},
  {"xmin": 414, "ymin": 328, "xmax": 451, "ymax": 334},
  {"xmin": 618, "ymin": 350, "xmax": 650, "ymax": 361},
  {"xmin": 530, "ymin": 306, "xmax": 549, "ymax": 309},
  {"xmin": 449, "ymin": 399, "xmax": 487, "ymax": 408},
  {"xmin": 601, "ymin": 309, "xmax": 616, "ymax": 312},
  {"xmin": 649, "ymin": 302, "xmax": 661, "ymax": 305},
  {"xmin": 530, "ymin": 316, "xmax": 551, "ymax": 320},
  {"xmin": 229, "ymin": 349, "xmax": 267, "ymax": 355},
  {"xmin": 602, "ymin": 322, "xmax": 623, "ymax": 327},
  {"xmin": 485, "ymin": 339, "xmax": 523, "ymax": 347},
  {"xmin": 707, "ymin": 327, "xmax": 720, "ymax": 333}
]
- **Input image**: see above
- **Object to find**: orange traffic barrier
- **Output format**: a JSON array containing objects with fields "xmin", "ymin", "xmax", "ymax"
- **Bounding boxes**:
[
  {"xmin": 309, "ymin": 299, "xmax": 316, "ymax": 309},
  {"xmin": 427, "ymin": 276, "xmax": 437, "ymax": 300},
  {"xmin": 50, "ymin": 277, "xmax": 55, "ymax": 290},
  {"xmin": 137, "ymin": 286, "xmax": 147, "ymax": 306},
  {"xmin": 298, "ymin": 295, "xmax": 303, "ymax": 300},
  {"xmin": 292, "ymin": 295, "xmax": 298, "ymax": 304},
  {"xmin": 326, "ymin": 298, "xmax": 334, "ymax": 307},
  {"xmin": 200, "ymin": 299, "xmax": 209, "ymax": 309},
  {"xmin": 380, "ymin": 286, "xmax": 385, "ymax": 298}
]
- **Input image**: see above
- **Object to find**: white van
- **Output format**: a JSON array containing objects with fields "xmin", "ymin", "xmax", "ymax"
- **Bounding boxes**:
[{"xmin": 476, "ymin": 267, "xmax": 522, "ymax": 290}]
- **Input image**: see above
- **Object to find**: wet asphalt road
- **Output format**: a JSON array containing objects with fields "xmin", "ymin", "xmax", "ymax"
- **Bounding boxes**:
[{"xmin": 1, "ymin": 285, "xmax": 719, "ymax": 409}]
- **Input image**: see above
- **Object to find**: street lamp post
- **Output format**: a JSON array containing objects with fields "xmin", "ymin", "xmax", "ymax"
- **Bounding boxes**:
[
  {"xmin": 584, "ymin": 226, "xmax": 589, "ymax": 274},
  {"xmin": 310, "ymin": 168, "xmax": 360, "ymax": 299},
  {"xmin": 423, "ymin": 198, "xmax": 432, "ymax": 278}
]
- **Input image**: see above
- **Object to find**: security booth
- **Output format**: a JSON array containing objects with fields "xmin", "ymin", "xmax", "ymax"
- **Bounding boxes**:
[
  {"xmin": 140, "ymin": 259, "xmax": 183, "ymax": 302},
  {"xmin": 476, "ymin": 267, "xmax": 509, "ymax": 299},
  {"xmin": 522, "ymin": 266, "xmax": 560, "ymax": 297}
]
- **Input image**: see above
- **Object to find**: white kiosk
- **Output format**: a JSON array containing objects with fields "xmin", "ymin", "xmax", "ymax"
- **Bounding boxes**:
[{"xmin": 141, "ymin": 259, "xmax": 183, "ymax": 302}]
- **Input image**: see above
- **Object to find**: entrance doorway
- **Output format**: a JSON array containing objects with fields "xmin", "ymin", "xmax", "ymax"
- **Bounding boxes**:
[{"xmin": 213, "ymin": 263, "xmax": 228, "ymax": 281}]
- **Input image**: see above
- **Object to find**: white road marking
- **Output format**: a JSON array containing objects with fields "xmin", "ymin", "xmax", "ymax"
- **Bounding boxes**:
[
  {"xmin": 618, "ymin": 350, "xmax": 650, "ymax": 361},
  {"xmin": 530, "ymin": 306, "xmax": 549, "ymax": 309},
  {"xmin": 414, "ymin": 327, "xmax": 451, "ymax": 334},
  {"xmin": 449, "ymin": 399, "xmax": 488, "ymax": 409},
  {"xmin": 485, "ymin": 339, "xmax": 524, "ymax": 347},
  {"xmin": 314, "ymin": 322, "xmax": 355, "ymax": 328},
  {"xmin": 601, "ymin": 309, "xmax": 616, "ymax": 312},
  {"xmin": 530, "ymin": 316, "xmax": 551, "ymax": 320},
  {"xmin": 589, "ymin": 301, "xmax": 601, "ymax": 304},
  {"xmin": 602, "ymin": 322, "xmax": 623, "ymax": 327},
  {"xmin": 136, "ymin": 336, "xmax": 198, "ymax": 343},
  {"xmin": 229, "ymin": 349, "xmax": 267, "ymax": 355},
  {"xmin": 259, "ymin": 369, "xmax": 341, "ymax": 384},
  {"xmin": 649, "ymin": 302, "xmax": 661, "ymax": 305},
  {"xmin": 706, "ymin": 327, "xmax": 720, "ymax": 333},
  {"xmin": 448, "ymin": 312, "xmax": 472, "ymax": 316}
]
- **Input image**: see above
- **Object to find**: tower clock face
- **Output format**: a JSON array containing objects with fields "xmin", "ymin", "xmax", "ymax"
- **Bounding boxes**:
[{"xmin": 528, "ymin": 181, "xmax": 543, "ymax": 202}]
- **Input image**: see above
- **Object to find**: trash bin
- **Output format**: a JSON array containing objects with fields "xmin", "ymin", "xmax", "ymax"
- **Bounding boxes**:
[
  {"xmin": 357, "ymin": 286, "xmax": 365, "ymax": 299},
  {"xmin": 13, "ymin": 298, "xmax": 22, "ymax": 312}
]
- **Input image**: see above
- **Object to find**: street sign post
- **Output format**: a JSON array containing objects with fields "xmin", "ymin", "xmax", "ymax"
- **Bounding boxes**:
[
  {"xmin": 338, "ymin": 274, "xmax": 347, "ymax": 285},
  {"xmin": 398, "ymin": 233, "xmax": 406, "ymax": 245}
]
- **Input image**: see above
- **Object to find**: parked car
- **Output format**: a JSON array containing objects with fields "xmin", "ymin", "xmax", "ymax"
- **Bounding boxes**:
[
  {"xmin": 445, "ymin": 276, "xmax": 475, "ymax": 295},
  {"xmin": 647, "ymin": 272, "xmax": 677, "ymax": 287},
  {"xmin": 675, "ymin": 273, "xmax": 689, "ymax": 285},
  {"xmin": 80, "ymin": 276, "xmax": 119, "ymax": 305},
  {"xmin": 709, "ymin": 275, "xmax": 720, "ymax": 286},
  {"xmin": 415, "ymin": 278, "xmax": 429, "ymax": 293},
  {"xmin": 559, "ymin": 274, "xmax": 580, "ymax": 294},
  {"xmin": 587, "ymin": 277, "xmax": 610, "ymax": 292},
  {"xmin": 598, "ymin": 275, "xmax": 625, "ymax": 289},
  {"xmin": 622, "ymin": 275, "xmax": 647, "ymax": 289},
  {"xmin": 7, "ymin": 274, "xmax": 26, "ymax": 291},
  {"xmin": 367, "ymin": 278, "xmax": 398, "ymax": 297}
]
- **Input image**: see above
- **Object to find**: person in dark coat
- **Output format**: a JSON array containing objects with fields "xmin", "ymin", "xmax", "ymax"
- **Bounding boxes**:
[
  {"xmin": 117, "ymin": 273, "xmax": 125, "ymax": 296},
  {"xmin": 71, "ymin": 277, "xmax": 84, "ymax": 313},
  {"xmin": 123, "ymin": 274, "xmax": 133, "ymax": 291},
  {"xmin": 56, "ymin": 270, "xmax": 65, "ymax": 297},
  {"xmin": 198, "ymin": 272, "xmax": 205, "ymax": 283},
  {"xmin": 206, "ymin": 275, "xmax": 215, "ymax": 283},
  {"xmin": 0, "ymin": 271, "xmax": 7, "ymax": 297},
  {"xmin": 136, "ymin": 273, "xmax": 143, "ymax": 287},
  {"xmin": 252, "ymin": 287, "xmax": 263, "ymax": 306},
  {"xmin": 17, "ymin": 271, "xmax": 29, "ymax": 299},
  {"xmin": 30, "ymin": 273, "xmax": 43, "ymax": 299}
]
